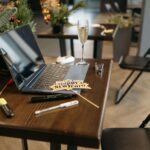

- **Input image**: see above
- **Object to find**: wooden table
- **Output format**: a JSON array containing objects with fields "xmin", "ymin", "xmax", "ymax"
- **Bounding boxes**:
[
  {"xmin": 0, "ymin": 58, "xmax": 112, "ymax": 150},
  {"xmin": 37, "ymin": 24, "xmax": 116, "ymax": 58}
]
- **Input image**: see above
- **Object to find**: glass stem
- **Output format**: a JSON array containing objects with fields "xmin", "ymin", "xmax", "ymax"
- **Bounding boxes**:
[{"xmin": 81, "ymin": 44, "xmax": 84, "ymax": 62}]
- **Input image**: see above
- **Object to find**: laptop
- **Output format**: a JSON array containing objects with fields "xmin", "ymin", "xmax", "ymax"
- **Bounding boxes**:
[{"xmin": 0, "ymin": 24, "xmax": 89, "ymax": 94}]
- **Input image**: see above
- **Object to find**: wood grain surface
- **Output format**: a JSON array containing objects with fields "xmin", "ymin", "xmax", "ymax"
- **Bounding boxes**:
[{"xmin": 0, "ymin": 59, "xmax": 112, "ymax": 149}]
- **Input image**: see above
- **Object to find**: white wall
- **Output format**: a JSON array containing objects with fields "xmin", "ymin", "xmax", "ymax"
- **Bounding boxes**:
[{"xmin": 139, "ymin": 0, "xmax": 150, "ymax": 55}]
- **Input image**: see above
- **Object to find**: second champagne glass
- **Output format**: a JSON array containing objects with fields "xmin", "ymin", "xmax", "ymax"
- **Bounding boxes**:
[{"xmin": 76, "ymin": 19, "xmax": 89, "ymax": 65}]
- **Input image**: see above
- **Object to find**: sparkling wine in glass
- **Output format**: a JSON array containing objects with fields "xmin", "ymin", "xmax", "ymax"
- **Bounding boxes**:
[{"xmin": 76, "ymin": 19, "xmax": 89, "ymax": 65}]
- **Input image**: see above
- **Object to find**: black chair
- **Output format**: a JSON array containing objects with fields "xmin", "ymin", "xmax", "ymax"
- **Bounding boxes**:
[
  {"xmin": 101, "ymin": 113, "xmax": 150, "ymax": 150},
  {"xmin": 115, "ymin": 48, "xmax": 150, "ymax": 104}
]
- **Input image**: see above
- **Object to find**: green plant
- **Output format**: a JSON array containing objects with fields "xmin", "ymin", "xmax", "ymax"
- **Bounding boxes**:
[
  {"xmin": 109, "ymin": 15, "xmax": 134, "ymax": 28},
  {"xmin": 0, "ymin": 0, "xmax": 35, "ymax": 33},
  {"xmin": 41, "ymin": 0, "xmax": 85, "ymax": 26}
]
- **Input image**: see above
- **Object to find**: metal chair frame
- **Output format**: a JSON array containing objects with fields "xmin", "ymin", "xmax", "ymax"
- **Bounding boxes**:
[{"xmin": 115, "ymin": 48, "xmax": 150, "ymax": 104}]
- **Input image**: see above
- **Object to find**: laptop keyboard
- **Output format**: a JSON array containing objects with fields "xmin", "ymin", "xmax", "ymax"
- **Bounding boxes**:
[{"xmin": 32, "ymin": 64, "xmax": 69, "ymax": 90}]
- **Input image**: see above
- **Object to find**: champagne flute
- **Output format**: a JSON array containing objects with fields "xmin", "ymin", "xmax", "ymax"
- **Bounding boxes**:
[{"xmin": 76, "ymin": 19, "xmax": 89, "ymax": 65}]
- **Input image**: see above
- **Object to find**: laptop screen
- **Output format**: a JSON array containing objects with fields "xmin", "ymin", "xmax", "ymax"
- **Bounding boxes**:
[{"xmin": 0, "ymin": 25, "xmax": 45, "ymax": 88}]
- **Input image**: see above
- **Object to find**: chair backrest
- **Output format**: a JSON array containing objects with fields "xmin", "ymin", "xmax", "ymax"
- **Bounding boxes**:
[
  {"xmin": 101, "ymin": 113, "xmax": 150, "ymax": 150},
  {"xmin": 112, "ymin": 26, "xmax": 132, "ymax": 62}
]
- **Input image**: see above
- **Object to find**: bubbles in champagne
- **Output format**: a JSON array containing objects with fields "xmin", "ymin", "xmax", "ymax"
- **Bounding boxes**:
[{"xmin": 78, "ymin": 27, "xmax": 88, "ymax": 44}]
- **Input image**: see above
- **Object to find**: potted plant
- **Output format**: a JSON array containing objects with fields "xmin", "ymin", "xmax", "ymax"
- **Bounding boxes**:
[
  {"xmin": 40, "ymin": 0, "xmax": 85, "ymax": 33},
  {"xmin": 0, "ymin": 0, "xmax": 35, "ymax": 33}
]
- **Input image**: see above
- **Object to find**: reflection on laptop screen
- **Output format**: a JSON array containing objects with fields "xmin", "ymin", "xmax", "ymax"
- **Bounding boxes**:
[{"xmin": 0, "ymin": 25, "xmax": 44, "ymax": 87}]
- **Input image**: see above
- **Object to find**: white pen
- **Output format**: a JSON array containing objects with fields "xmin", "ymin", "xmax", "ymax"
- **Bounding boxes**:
[{"xmin": 35, "ymin": 100, "xmax": 79, "ymax": 115}]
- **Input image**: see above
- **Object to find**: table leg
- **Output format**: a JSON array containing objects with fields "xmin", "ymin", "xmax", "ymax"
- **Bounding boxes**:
[
  {"xmin": 70, "ymin": 39, "xmax": 74, "ymax": 56},
  {"xmin": 21, "ymin": 139, "xmax": 28, "ymax": 150},
  {"xmin": 50, "ymin": 142, "xmax": 61, "ymax": 150},
  {"xmin": 67, "ymin": 145, "xmax": 77, "ymax": 150},
  {"xmin": 59, "ymin": 38, "xmax": 66, "ymax": 56},
  {"xmin": 93, "ymin": 40, "xmax": 103, "ymax": 59}
]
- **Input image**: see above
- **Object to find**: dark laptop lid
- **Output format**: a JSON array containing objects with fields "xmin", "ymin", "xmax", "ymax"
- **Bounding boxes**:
[{"xmin": 0, "ymin": 25, "xmax": 45, "ymax": 89}]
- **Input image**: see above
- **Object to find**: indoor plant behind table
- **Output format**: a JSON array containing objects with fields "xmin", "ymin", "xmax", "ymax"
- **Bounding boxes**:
[
  {"xmin": 0, "ymin": 0, "xmax": 35, "ymax": 33},
  {"xmin": 40, "ymin": 0, "xmax": 85, "ymax": 33}
]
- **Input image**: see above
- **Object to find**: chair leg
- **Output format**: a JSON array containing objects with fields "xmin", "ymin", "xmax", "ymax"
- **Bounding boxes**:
[
  {"xmin": 116, "ymin": 70, "xmax": 143, "ymax": 104},
  {"xmin": 119, "ymin": 70, "xmax": 135, "ymax": 89},
  {"xmin": 21, "ymin": 139, "xmax": 28, "ymax": 150},
  {"xmin": 50, "ymin": 142, "xmax": 61, "ymax": 150},
  {"xmin": 67, "ymin": 145, "xmax": 77, "ymax": 150},
  {"xmin": 139, "ymin": 113, "xmax": 150, "ymax": 128}
]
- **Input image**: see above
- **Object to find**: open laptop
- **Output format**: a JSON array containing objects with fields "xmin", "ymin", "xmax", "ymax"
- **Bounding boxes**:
[{"xmin": 0, "ymin": 24, "xmax": 89, "ymax": 94}]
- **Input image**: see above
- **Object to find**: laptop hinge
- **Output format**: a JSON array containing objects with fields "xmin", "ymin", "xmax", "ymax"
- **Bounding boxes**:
[{"xmin": 21, "ymin": 64, "xmax": 46, "ymax": 89}]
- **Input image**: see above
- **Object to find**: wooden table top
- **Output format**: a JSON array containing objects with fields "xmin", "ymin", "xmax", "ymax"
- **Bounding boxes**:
[
  {"xmin": 37, "ymin": 24, "xmax": 116, "ymax": 41},
  {"xmin": 0, "ymin": 58, "xmax": 112, "ymax": 148}
]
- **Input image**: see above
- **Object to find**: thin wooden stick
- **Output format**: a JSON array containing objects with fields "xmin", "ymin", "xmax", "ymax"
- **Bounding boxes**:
[{"xmin": 72, "ymin": 90, "xmax": 99, "ymax": 108}]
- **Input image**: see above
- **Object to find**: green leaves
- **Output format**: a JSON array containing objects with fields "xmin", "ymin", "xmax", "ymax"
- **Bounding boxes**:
[
  {"xmin": 50, "ymin": 1, "xmax": 85, "ymax": 26},
  {"xmin": 109, "ymin": 15, "xmax": 134, "ymax": 28},
  {"xmin": 0, "ymin": 8, "xmax": 17, "ymax": 28},
  {"xmin": 0, "ymin": 0, "xmax": 35, "ymax": 33}
]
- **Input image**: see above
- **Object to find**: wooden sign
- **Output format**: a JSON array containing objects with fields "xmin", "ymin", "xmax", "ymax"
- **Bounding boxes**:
[{"xmin": 50, "ymin": 79, "xmax": 91, "ymax": 91}]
